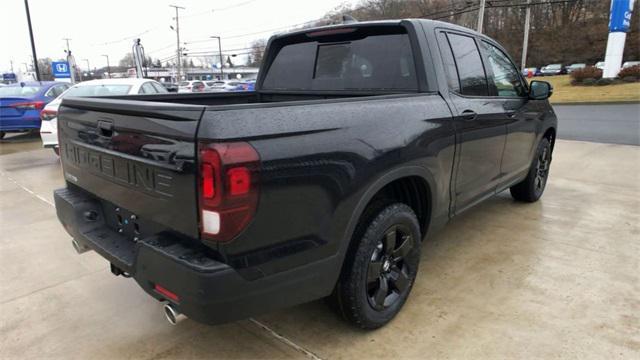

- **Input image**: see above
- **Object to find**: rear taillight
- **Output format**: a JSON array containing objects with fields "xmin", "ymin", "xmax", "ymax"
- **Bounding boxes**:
[
  {"xmin": 198, "ymin": 142, "xmax": 260, "ymax": 243},
  {"xmin": 40, "ymin": 109, "xmax": 57, "ymax": 121},
  {"xmin": 11, "ymin": 101, "xmax": 45, "ymax": 111}
]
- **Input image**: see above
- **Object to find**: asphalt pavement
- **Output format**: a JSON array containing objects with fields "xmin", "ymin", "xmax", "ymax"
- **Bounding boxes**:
[{"xmin": 554, "ymin": 103, "xmax": 640, "ymax": 146}]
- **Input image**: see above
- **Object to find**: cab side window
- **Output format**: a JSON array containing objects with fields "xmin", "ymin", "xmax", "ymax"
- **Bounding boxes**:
[
  {"xmin": 436, "ymin": 32, "xmax": 460, "ymax": 93},
  {"xmin": 481, "ymin": 41, "xmax": 527, "ymax": 97},
  {"xmin": 446, "ymin": 33, "xmax": 489, "ymax": 96}
]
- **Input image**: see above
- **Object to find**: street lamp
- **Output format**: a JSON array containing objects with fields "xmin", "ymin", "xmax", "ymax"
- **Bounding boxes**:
[
  {"xmin": 210, "ymin": 36, "xmax": 224, "ymax": 79},
  {"xmin": 101, "ymin": 54, "xmax": 110, "ymax": 78}
]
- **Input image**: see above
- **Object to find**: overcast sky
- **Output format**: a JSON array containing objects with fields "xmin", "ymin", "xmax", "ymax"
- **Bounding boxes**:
[{"xmin": 1, "ymin": 0, "xmax": 357, "ymax": 73}]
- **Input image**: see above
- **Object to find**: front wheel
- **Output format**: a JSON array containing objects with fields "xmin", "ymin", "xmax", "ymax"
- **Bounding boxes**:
[
  {"xmin": 331, "ymin": 203, "xmax": 421, "ymax": 329},
  {"xmin": 510, "ymin": 137, "xmax": 552, "ymax": 202}
]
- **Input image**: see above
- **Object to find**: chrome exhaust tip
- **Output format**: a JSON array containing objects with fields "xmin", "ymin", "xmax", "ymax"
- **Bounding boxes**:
[
  {"xmin": 163, "ymin": 304, "xmax": 186, "ymax": 325},
  {"xmin": 71, "ymin": 239, "xmax": 90, "ymax": 254}
]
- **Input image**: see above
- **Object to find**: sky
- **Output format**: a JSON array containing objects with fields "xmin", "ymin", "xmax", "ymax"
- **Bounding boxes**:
[{"xmin": 1, "ymin": 0, "xmax": 358, "ymax": 73}]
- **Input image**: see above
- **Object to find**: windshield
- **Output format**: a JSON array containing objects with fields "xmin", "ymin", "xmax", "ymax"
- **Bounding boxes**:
[
  {"xmin": 62, "ymin": 84, "xmax": 131, "ymax": 97},
  {"xmin": 0, "ymin": 85, "xmax": 41, "ymax": 97}
]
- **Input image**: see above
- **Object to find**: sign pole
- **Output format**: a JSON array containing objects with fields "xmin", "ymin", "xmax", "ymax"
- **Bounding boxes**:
[{"xmin": 603, "ymin": 0, "xmax": 635, "ymax": 78}]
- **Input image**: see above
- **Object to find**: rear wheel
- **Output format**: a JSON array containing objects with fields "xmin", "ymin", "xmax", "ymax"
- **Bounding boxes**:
[
  {"xmin": 510, "ymin": 137, "xmax": 552, "ymax": 202},
  {"xmin": 331, "ymin": 203, "xmax": 421, "ymax": 329}
]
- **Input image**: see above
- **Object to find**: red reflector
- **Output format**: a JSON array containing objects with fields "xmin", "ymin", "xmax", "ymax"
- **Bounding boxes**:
[
  {"xmin": 202, "ymin": 164, "xmax": 215, "ymax": 198},
  {"xmin": 227, "ymin": 167, "xmax": 250, "ymax": 196},
  {"xmin": 155, "ymin": 284, "xmax": 179, "ymax": 302}
]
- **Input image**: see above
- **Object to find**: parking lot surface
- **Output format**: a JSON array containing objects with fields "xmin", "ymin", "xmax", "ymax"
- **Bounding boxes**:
[{"xmin": 1, "ymin": 134, "xmax": 638, "ymax": 359}]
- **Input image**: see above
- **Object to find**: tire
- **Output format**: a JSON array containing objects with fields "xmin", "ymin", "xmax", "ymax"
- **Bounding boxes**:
[
  {"xmin": 331, "ymin": 202, "xmax": 421, "ymax": 329},
  {"xmin": 510, "ymin": 137, "xmax": 552, "ymax": 202}
]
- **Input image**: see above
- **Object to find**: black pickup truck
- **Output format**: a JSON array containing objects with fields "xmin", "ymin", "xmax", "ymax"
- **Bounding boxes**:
[{"xmin": 54, "ymin": 19, "xmax": 556, "ymax": 329}]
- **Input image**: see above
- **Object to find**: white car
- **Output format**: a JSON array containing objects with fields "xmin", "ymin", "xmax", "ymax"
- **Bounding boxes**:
[
  {"xmin": 178, "ymin": 80, "xmax": 206, "ymax": 93},
  {"xmin": 622, "ymin": 61, "xmax": 640, "ymax": 69},
  {"xmin": 40, "ymin": 78, "xmax": 167, "ymax": 154},
  {"xmin": 205, "ymin": 80, "xmax": 245, "ymax": 92}
]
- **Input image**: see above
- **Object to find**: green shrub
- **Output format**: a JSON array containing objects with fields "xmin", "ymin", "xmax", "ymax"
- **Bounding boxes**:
[
  {"xmin": 582, "ymin": 78, "xmax": 597, "ymax": 86},
  {"xmin": 617, "ymin": 65, "xmax": 640, "ymax": 79},
  {"xmin": 571, "ymin": 66, "xmax": 603, "ymax": 83},
  {"xmin": 596, "ymin": 78, "xmax": 613, "ymax": 86},
  {"xmin": 622, "ymin": 76, "xmax": 638, "ymax": 82}
]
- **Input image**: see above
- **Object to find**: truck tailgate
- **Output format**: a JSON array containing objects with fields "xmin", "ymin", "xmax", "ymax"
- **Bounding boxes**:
[{"xmin": 57, "ymin": 97, "xmax": 205, "ymax": 238}]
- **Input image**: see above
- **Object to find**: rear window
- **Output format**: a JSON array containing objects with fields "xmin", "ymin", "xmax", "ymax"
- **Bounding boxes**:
[
  {"xmin": 63, "ymin": 84, "xmax": 131, "ymax": 97},
  {"xmin": 0, "ymin": 86, "xmax": 41, "ymax": 97},
  {"xmin": 262, "ymin": 31, "xmax": 418, "ymax": 91}
]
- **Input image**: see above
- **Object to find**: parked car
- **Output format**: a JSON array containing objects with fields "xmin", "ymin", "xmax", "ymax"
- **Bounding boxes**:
[
  {"xmin": 242, "ymin": 79, "xmax": 256, "ymax": 91},
  {"xmin": 40, "ymin": 78, "xmax": 167, "ymax": 154},
  {"xmin": 595, "ymin": 61, "xmax": 605, "ymax": 70},
  {"xmin": 54, "ymin": 19, "xmax": 556, "ymax": 329},
  {"xmin": 178, "ymin": 80, "xmax": 206, "ymax": 93},
  {"xmin": 540, "ymin": 64, "xmax": 566, "ymax": 76},
  {"xmin": 567, "ymin": 63, "xmax": 587, "ymax": 73},
  {"xmin": 622, "ymin": 61, "xmax": 640, "ymax": 68},
  {"xmin": 0, "ymin": 81, "xmax": 69, "ymax": 139},
  {"xmin": 205, "ymin": 80, "xmax": 247, "ymax": 92},
  {"xmin": 521, "ymin": 67, "xmax": 541, "ymax": 77},
  {"xmin": 161, "ymin": 82, "xmax": 179, "ymax": 92}
]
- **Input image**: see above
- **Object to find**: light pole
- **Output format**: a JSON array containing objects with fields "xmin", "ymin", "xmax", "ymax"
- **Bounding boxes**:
[
  {"xmin": 102, "ymin": 54, "xmax": 111, "ymax": 78},
  {"xmin": 24, "ymin": 0, "xmax": 41, "ymax": 81},
  {"xmin": 169, "ymin": 5, "xmax": 185, "ymax": 82},
  {"xmin": 210, "ymin": 36, "xmax": 224, "ymax": 79}
]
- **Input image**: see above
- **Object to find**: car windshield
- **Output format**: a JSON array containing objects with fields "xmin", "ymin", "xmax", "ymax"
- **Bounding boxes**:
[
  {"xmin": 62, "ymin": 84, "xmax": 131, "ymax": 97},
  {"xmin": 0, "ymin": 85, "xmax": 41, "ymax": 97},
  {"xmin": 547, "ymin": 64, "xmax": 561, "ymax": 69}
]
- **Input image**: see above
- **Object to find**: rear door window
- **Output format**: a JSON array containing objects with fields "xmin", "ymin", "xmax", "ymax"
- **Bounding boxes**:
[
  {"xmin": 446, "ymin": 33, "xmax": 489, "ymax": 96},
  {"xmin": 263, "ymin": 31, "xmax": 418, "ymax": 91}
]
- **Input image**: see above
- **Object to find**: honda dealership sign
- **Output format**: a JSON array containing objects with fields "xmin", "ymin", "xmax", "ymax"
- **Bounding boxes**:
[{"xmin": 603, "ymin": 0, "xmax": 636, "ymax": 78}]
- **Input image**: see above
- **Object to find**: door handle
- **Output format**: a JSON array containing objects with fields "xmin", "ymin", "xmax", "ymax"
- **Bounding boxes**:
[
  {"xmin": 461, "ymin": 110, "xmax": 477, "ymax": 121},
  {"xmin": 97, "ymin": 120, "xmax": 113, "ymax": 138}
]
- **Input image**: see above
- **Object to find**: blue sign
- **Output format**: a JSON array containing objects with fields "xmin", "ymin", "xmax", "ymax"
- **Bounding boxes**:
[
  {"xmin": 52, "ymin": 61, "xmax": 71, "ymax": 78},
  {"xmin": 2, "ymin": 73, "xmax": 17, "ymax": 82},
  {"xmin": 609, "ymin": 0, "xmax": 635, "ymax": 32}
]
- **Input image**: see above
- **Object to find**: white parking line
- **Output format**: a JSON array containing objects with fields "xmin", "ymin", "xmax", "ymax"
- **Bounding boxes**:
[{"xmin": 0, "ymin": 170, "xmax": 323, "ymax": 360}]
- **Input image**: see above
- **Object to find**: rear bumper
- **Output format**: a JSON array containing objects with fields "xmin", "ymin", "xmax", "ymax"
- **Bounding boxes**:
[
  {"xmin": 54, "ymin": 186, "xmax": 335, "ymax": 325},
  {"xmin": 0, "ymin": 115, "xmax": 41, "ymax": 131},
  {"xmin": 40, "ymin": 119, "xmax": 58, "ymax": 147}
]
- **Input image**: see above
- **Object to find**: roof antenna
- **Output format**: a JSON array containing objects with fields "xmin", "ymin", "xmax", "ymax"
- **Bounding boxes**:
[{"xmin": 342, "ymin": 15, "xmax": 358, "ymax": 24}]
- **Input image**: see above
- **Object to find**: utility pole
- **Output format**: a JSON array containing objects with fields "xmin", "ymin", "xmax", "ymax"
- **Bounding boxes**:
[
  {"xmin": 210, "ymin": 36, "xmax": 224, "ymax": 79},
  {"xmin": 521, "ymin": 0, "xmax": 532, "ymax": 70},
  {"xmin": 63, "ymin": 38, "xmax": 78, "ymax": 83},
  {"xmin": 24, "ymin": 0, "xmax": 41, "ymax": 81},
  {"xmin": 102, "ymin": 54, "xmax": 111, "ymax": 78},
  {"xmin": 477, "ymin": 0, "xmax": 486, "ymax": 33},
  {"xmin": 169, "ymin": 5, "xmax": 185, "ymax": 82}
]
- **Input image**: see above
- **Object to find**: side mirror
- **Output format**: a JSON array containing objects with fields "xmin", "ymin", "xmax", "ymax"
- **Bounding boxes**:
[{"xmin": 529, "ymin": 80, "xmax": 553, "ymax": 100}]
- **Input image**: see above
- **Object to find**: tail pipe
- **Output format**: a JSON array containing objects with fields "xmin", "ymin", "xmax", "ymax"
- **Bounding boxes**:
[
  {"xmin": 163, "ymin": 304, "xmax": 186, "ymax": 325},
  {"xmin": 71, "ymin": 239, "xmax": 90, "ymax": 254}
]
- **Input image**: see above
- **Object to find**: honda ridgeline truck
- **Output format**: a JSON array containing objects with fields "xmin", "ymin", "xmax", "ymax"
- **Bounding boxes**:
[{"xmin": 54, "ymin": 19, "xmax": 556, "ymax": 329}]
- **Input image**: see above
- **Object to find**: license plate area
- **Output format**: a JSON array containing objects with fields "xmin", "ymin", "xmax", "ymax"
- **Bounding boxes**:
[{"xmin": 102, "ymin": 201, "xmax": 147, "ymax": 242}]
